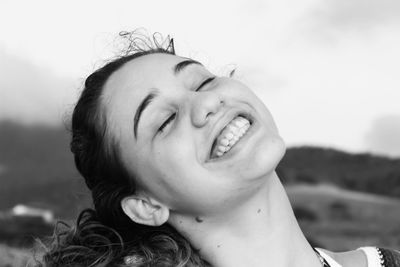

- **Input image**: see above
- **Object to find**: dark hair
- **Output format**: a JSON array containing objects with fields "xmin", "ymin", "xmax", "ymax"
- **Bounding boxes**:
[{"xmin": 41, "ymin": 32, "xmax": 208, "ymax": 266}]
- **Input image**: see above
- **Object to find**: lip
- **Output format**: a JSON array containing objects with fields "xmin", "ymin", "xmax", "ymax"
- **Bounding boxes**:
[{"xmin": 205, "ymin": 109, "xmax": 255, "ymax": 162}]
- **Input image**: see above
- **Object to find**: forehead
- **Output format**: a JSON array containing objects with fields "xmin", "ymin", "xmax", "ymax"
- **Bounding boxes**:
[{"xmin": 103, "ymin": 53, "xmax": 184, "ymax": 101}]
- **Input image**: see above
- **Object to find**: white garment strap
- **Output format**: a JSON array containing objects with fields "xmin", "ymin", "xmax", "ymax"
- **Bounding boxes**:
[
  {"xmin": 315, "ymin": 248, "xmax": 343, "ymax": 267},
  {"xmin": 358, "ymin": 247, "xmax": 383, "ymax": 267}
]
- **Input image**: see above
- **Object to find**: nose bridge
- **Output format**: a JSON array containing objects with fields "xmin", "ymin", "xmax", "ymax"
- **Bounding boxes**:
[{"xmin": 190, "ymin": 91, "xmax": 223, "ymax": 127}]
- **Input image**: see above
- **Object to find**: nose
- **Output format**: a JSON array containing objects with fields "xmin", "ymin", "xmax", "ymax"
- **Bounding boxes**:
[{"xmin": 191, "ymin": 91, "xmax": 224, "ymax": 128}]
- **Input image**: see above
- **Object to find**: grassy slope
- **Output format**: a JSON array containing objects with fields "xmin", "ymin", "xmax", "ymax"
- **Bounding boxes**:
[
  {"xmin": 0, "ymin": 243, "xmax": 36, "ymax": 267},
  {"xmin": 287, "ymin": 184, "xmax": 400, "ymax": 250}
]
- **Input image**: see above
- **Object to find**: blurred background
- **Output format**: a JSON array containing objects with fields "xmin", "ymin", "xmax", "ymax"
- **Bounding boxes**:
[{"xmin": 0, "ymin": 0, "xmax": 399, "ymax": 265}]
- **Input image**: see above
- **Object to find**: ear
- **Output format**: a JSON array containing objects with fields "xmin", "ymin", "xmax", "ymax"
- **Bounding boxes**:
[{"xmin": 121, "ymin": 195, "xmax": 169, "ymax": 226}]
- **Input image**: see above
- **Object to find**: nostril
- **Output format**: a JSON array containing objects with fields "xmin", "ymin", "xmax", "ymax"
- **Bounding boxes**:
[
  {"xmin": 191, "ymin": 95, "xmax": 224, "ymax": 127},
  {"xmin": 207, "ymin": 100, "xmax": 224, "ymax": 118},
  {"xmin": 206, "ymin": 112, "xmax": 213, "ymax": 119}
]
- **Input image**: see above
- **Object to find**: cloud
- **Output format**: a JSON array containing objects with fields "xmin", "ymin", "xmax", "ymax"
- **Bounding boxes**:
[
  {"xmin": 302, "ymin": 0, "xmax": 400, "ymax": 39},
  {"xmin": 365, "ymin": 115, "xmax": 400, "ymax": 158},
  {"xmin": 0, "ymin": 47, "xmax": 76, "ymax": 125}
]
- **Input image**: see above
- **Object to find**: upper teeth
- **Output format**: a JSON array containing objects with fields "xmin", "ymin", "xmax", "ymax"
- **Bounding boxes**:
[{"xmin": 212, "ymin": 116, "xmax": 251, "ymax": 158}]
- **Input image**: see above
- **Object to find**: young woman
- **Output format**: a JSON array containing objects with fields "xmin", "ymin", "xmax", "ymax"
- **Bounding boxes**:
[{"xmin": 42, "ymin": 33, "xmax": 400, "ymax": 267}]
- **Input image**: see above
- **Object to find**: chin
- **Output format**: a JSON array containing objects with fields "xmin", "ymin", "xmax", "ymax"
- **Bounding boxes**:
[{"xmin": 245, "ymin": 135, "xmax": 286, "ymax": 180}]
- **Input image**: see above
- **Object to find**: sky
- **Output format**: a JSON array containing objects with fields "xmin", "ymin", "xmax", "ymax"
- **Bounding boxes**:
[{"xmin": 0, "ymin": 0, "xmax": 399, "ymax": 157}]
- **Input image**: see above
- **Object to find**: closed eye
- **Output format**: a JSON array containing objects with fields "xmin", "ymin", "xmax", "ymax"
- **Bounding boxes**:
[
  {"xmin": 195, "ymin": 77, "xmax": 216, "ymax": 92},
  {"xmin": 158, "ymin": 113, "xmax": 176, "ymax": 133}
]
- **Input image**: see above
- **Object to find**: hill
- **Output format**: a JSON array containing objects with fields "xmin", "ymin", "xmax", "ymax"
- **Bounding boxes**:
[
  {"xmin": 1, "ymin": 121, "xmax": 400, "ymax": 219},
  {"xmin": 277, "ymin": 146, "xmax": 400, "ymax": 198},
  {"xmin": 0, "ymin": 121, "xmax": 91, "ymax": 219}
]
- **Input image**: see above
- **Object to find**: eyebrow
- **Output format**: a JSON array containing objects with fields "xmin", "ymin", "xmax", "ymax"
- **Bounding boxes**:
[
  {"xmin": 133, "ymin": 91, "xmax": 158, "ymax": 139},
  {"xmin": 133, "ymin": 59, "xmax": 203, "ymax": 139},
  {"xmin": 174, "ymin": 59, "xmax": 202, "ymax": 75}
]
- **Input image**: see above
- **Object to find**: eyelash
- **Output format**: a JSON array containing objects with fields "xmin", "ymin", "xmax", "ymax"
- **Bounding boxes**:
[
  {"xmin": 195, "ymin": 76, "xmax": 216, "ymax": 92},
  {"xmin": 158, "ymin": 113, "xmax": 176, "ymax": 133}
]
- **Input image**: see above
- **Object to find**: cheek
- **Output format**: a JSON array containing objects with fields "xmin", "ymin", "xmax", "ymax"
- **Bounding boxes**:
[
  {"xmin": 247, "ymin": 92, "xmax": 281, "ymax": 134},
  {"xmin": 249, "ymin": 134, "xmax": 286, "ymax": 178},
  {"xmin": 156, "ymin": 134, "xmax": 195, "ymax": 165},
  {"xmin": 151, "ymin": 139, "xmax": 198, "ymax": 188}
]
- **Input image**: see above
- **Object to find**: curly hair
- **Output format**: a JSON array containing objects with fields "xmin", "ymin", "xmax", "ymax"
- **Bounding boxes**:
[{"xmin": 40, "ymin": 31, "xmax": 209, "ymax": 267}]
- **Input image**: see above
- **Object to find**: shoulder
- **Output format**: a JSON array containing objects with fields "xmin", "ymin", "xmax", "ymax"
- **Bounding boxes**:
[
  {"xmin": 318, "ymin": 248, "xmax": 367, "ymax": 267},
  {"xmin": 322, "ymin": 247, "xmax": 400, "ymax": 267}
]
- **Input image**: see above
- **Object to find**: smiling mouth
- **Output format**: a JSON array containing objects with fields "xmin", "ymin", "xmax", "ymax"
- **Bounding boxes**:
[{"xmin": 209, "ymin": 115, "xmax": 253, "ymax": 159}]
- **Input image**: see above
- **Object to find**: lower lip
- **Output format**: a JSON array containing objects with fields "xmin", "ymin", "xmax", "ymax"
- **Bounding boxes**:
[{"xmin": 206, "ymin": 120, "xmax": 258, "ymax": 163}]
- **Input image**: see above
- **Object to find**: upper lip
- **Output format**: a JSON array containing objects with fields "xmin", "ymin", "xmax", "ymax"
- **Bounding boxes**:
[{"xmin": 206, "ymin": 109, "xmax": 253, "ymax": 160}]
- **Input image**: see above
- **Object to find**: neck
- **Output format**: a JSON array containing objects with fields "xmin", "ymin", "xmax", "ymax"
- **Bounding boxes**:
[{"xmin": 170, "ymin": 172, "xmax": 322, "ymax": 267}]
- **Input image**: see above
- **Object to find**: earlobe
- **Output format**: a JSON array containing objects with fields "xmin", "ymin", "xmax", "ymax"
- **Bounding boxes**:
[{"xmin": 121, "ymin": 195, "xmax": 169, "ymax": 226}]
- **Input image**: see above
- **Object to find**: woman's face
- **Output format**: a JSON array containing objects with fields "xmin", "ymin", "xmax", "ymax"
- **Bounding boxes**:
[{"xmin": 102, "ymin": 53, "xmax": 285, "ymax": 216}]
